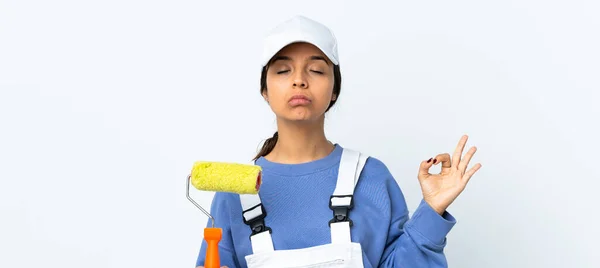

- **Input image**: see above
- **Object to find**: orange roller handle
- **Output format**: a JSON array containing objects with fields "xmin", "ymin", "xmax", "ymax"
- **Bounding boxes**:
[{"xmin": 203, "ymin": 227, "xmax": 222, "ymax": 268}]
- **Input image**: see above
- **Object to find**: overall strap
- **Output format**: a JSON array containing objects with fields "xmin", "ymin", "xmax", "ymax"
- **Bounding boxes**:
[
  {"xmin": 240, "ymin": 160, "xmax": 274, "ymax": 254},
  {"xmin": 329, "ymin": 148, "xmax": 368, "ymax": 244},
  {"xmin": 240, "ymin": 193, "xmax": 274, "ymax": 253}
]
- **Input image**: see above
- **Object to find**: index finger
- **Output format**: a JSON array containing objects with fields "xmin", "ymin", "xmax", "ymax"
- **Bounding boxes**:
[{"xmin": 434, "ymin": 153, "xmax": 452, "ymax": 173}]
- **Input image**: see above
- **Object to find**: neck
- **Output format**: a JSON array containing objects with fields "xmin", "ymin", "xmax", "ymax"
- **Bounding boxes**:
[{"xmin": 265, "ymin": 117, "xmax": 334, "ymax": 164}]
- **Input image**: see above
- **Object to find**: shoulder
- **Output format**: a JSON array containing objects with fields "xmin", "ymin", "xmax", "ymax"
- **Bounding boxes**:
[
  {"xmin": 339, "ymin": 146, "xmax": 395, "ymax": 183},
  {"xmin": 339, "ymin": 146, "xmax": 407, "ymax": 212}
]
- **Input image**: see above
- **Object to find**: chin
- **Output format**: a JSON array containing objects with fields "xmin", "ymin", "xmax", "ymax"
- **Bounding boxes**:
[
  {"xmin": 280, "ymin": 112, "xmax": 321, "ymax": 123},
  {"xmin": 275, "ymin": 106, "xmax": 326, "ymax": 123}
]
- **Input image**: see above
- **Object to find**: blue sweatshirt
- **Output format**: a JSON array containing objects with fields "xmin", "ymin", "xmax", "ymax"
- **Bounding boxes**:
[{"xmin": 195, "ymin": 144, "xmax": 456, "ymax": 267}]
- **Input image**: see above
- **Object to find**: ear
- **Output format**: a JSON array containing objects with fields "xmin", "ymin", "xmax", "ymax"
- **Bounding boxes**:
[
  {"xmin": 331, "ymin": 94, "xmax": 337, "ymax": 101},
  {"xmin": 262, "ymin": 91, "xmax": 269, "ymax": 102}
]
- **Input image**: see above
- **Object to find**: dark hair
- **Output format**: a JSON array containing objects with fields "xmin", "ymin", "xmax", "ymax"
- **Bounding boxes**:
[{"xmin": 253, "ymin": 63, "xmax": 342, "ymax": 161}]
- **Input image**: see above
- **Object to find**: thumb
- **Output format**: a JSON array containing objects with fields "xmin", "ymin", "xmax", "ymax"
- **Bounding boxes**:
[{"xmin": 418, "ymin": 157, "xmax": 434, "ymax": 177}]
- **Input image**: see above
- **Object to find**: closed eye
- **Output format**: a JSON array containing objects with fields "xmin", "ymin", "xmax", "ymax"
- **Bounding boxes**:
[{"xmin": 276, "ymin": 70, "xmax": 323, "ymax": 74}]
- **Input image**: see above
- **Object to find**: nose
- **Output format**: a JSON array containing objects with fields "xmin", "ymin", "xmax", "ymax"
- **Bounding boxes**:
[
  {"xmin": 292, "ymin": 74, "xmax": 308, "ymax": 88},
  {"xmin": 293, "ymin": 81, "xmax": 306, "ymax": 88}
]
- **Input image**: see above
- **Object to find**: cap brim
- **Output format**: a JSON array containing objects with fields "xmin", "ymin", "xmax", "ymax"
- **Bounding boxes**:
[{"xmin": 261, "ymin": 39, "xmax": 338, "ymax": 67}]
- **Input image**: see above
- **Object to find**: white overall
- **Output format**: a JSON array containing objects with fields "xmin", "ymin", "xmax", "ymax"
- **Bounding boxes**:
[{"xmin": 239, "ymin": 148, "xmax": 368, "ymax": 268}]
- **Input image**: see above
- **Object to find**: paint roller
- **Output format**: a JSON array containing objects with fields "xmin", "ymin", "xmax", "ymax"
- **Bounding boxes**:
[{"xmin": 186, "ymin": 161, "xmax": 262, "ymax": 268}]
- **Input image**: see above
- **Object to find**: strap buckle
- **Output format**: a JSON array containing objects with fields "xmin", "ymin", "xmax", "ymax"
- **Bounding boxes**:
[
  {"xmin": 328, "ymin": 194, "xmax": 354, "ymax": 227},
  {"xmin": 242, "ymin": 203, "xmax": 272, "ymax": 238}
]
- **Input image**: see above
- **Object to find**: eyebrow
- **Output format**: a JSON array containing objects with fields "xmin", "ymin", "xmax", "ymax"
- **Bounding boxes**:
[
  {"xmin": 310, "ymin": 55, "xmax": 329, "ymax": 65},
  {"xmin": 270, "ymin": 55, "xmax": 291, "ymax": 64},
  {"xmin": 270, "ymin": 55, "xmax": 329, "ymax": 65}
]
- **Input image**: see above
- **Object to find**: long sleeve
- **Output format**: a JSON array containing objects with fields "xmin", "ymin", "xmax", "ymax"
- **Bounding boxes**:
[
  {"xmin": 378, "ymin": 174, "xmax": 456, "ymax": 267},
  {"xmin": 195, "ymin": 192, "xmax": 240, "ymax": 268}
]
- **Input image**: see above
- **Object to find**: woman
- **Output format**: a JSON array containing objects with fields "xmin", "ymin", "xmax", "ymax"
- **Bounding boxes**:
[{"xmin": 196, "ymin": 15, "xmax": 481, "ymax": 268}]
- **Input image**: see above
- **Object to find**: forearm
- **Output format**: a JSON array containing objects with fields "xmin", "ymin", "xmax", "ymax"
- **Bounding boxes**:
[{"xmin": 379, "ymin": 200, "xmax": 456, "ymax": 268}]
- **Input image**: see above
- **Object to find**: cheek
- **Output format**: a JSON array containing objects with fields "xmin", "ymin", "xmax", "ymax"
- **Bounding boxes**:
[
  {"xmin": 265, "ymin": 80, "xmax": 288, "ymax": 105},
  {"xmin": 314, "ymin": 81, "xmax": 335, "ymax": 107},
  {"xmin": 315, "ymin": 92, "xmax": 333, "ymax": 110}
]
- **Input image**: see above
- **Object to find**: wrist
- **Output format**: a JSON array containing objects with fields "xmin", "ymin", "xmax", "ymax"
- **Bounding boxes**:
[{"xmin": 424, "ymin": 199, "xmax": 446, "ymax": 215}]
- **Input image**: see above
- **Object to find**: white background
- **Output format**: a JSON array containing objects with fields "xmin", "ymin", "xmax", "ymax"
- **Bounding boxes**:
[{"xmin": 1, "ymin": 0, "xmax": 598, "ymax": 267}]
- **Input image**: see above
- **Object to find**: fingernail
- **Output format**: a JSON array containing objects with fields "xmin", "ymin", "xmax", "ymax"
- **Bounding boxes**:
[
  {"xmin": 433, "ymin": 159, "xmax": 437, "ymax": 164},
  {"xmin": 427, "ymin": 158, "xmax": 432, "ymax": 163}
]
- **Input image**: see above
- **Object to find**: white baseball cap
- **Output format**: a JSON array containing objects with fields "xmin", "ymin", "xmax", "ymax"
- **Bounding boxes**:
[{"xmin": 260, "ymin": 15, "xmax": 339, "ymax": 67}]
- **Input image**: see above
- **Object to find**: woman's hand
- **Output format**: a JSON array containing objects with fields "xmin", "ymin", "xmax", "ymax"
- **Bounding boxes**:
[{"xmin": 418, "ymin": 135, "xmax": 482, "ymax": 215}]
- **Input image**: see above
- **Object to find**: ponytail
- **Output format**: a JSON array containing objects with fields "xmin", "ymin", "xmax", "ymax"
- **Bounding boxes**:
[{"xmin": 253, "ymin": 131, "xmax": 278, "ymax": 161}]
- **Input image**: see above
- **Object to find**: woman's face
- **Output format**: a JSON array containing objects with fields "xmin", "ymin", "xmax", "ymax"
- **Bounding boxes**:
[{"xmin": 263, "ymin": 42, "xmax": 336, "ymax": 123}]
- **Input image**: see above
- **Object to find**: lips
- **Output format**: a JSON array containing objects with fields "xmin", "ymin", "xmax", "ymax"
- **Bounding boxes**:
[{"xmin": 288, "ymin": 95, "xmax": 311, "ymax": 106}]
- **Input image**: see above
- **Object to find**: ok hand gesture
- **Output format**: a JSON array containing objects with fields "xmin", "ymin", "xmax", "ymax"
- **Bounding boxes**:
[{"xmin": 418, "ymin": 135, "xmax": 482, "ymax": 215}]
